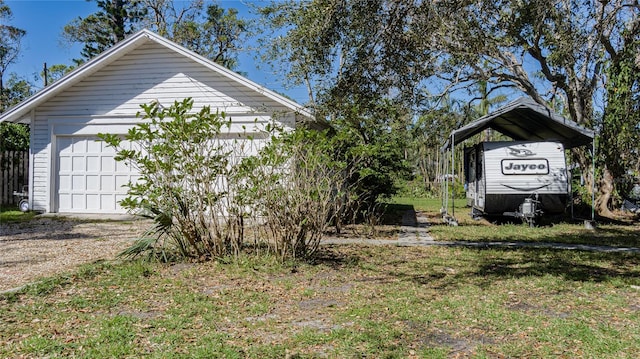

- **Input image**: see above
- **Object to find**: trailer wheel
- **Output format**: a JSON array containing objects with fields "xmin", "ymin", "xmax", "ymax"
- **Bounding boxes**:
[{"xmin": 18, "ymin": 199, "xmax": 29, "ymax": 212}]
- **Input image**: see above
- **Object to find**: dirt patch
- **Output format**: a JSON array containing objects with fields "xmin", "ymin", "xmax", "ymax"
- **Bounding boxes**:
[{"xmin": 0, "ymin": 217, "xmax": 150, "ymax": 291}]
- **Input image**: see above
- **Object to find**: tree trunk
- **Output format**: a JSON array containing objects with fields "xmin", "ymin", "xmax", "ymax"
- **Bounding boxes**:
[
  {"xmin": 595, "ymin": 166, "xmax": 616, "ymax": 219},
  {"xmin": 0, "ymin": 73, "xmax": 4, "ymax": 112},
  {"xmin": 569, "ymin": 145, "xmax": 618, "ymax": 218}
]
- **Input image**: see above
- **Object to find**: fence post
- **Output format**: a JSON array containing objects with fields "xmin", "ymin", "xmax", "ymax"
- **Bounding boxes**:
[{"xmin": 1, "ymin": 151, "xmax": 6, "ymax": 205}]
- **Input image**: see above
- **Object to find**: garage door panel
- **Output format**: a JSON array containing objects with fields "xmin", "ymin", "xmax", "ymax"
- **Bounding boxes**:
[
  {"xmin": 58, "ymin": 137, "xmax": 74, "ymax": 154},
  {"xmin": 59, "ymin": 176, "xmax": 71, "ymax": 191},
  {"xmin": 72, "ymin": 194, "xmax": 85, "ymax": 209},
  {"xmin": 72, "ymin": 139, "xmax": 86, "ymax": 153},
  {"xmin": 59, "ymin": 194, "xmax": 71, "ymax": 209},
  {"xmin": 101, "ymin": 157, "xmax": 114, "ymax": 172},
  {"xmin": 86, "ymin": 194, "xmax": 100, "ymax": 210},
  {"xmin": 87, "ymin": 139, "xmax": 102, "ymax": 152},
  {"xmin": 101, "ymin": 175, "xmax": 114, "ymax": 191},
  {"xmin": 115, "ymin": 161, "xmax": 131, "ymax": 172},
  {"xmin": 101, "ymin": 194, "xmax": 115, "ymax": 211},
  {"xmin": 86, "ymin": 175, "xmax": 99, "ymax": 190},
  {"xmin": 72, "ymin": 175, "xmax": 84, "ymax": 190},
  {"xmin": 87, "ymin": 156, "xmax": 100, "ymax": 171},
  {"xmin": 102, "ymin": 141, "xmax": 116, "ymax": 153},
  {"xmin": 59, "ymin": 157, "xmax": 71, "ymax": 171},
  {"xmin": 72, "ymin": 156, "xmax": 85, "ymax": 171},
  {"xmin": 115, "ymin": 175, "xmax": 130, "ymax": 188},
  {"xmin": 56, "ymin": 135, "xmax": 138, "ymax": 213}
]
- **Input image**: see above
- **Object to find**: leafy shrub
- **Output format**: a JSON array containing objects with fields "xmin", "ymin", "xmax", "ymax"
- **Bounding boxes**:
[
  {"xmin": 100, "ymin": 98, "xmax": 345, "ymax": 261},
  {"xmin": 99, "ymin": 99, "xmax": 249, "ymax": 260}
]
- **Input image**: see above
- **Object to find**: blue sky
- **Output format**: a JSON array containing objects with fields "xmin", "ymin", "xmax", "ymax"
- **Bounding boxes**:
[{"xmin": 5, "ymin": 0, "xmax": 308, "ymax": 103}]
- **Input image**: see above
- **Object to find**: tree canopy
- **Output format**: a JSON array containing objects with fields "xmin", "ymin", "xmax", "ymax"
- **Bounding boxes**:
[
  {"xmin": 259, "ymin": 0, "xmax": 640, "ymax": 215},
  {"xmin": 0, "ymin": 0, "xmax": 26, "ymax": 112},
  {"xmin": 63, "ymin": 0, "xmax": 147, "ymax": 64},
  {"xmin": 64, "ymin": 0, "xmax": 249, "ymax": 70}
]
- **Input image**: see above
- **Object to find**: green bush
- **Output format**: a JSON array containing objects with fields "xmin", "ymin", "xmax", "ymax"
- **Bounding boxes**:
[
  {"xmin": 100, "ymin": 98, "xmax": 345, "ymax": 261},
  {"xmin": 99, "ymin": 99, "xmax": 250, "ymax": 260}
]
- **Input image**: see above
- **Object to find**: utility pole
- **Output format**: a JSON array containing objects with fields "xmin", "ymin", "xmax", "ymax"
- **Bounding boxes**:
[{"xmin": 43, "ymin": 63, "xmax": 48, "ymax": 87}]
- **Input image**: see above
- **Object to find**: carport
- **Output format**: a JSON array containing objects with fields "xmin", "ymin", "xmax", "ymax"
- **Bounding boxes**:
[{"xmin": 440, "ymin": 97, "xmax": 595, "ymax": 225}]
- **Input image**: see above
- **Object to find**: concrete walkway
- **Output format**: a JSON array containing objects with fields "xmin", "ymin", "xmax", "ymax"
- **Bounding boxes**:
[
  {"xmin": 397, "ymin": 209, "xmax": 436, "ymax": 245},
  {"xmin": 321, "ymin": 210, "xmax": 640, "ymax": 253},
  {"xmin": 322, "ymin": 209, "xmax": 436, "ymax": 247}
]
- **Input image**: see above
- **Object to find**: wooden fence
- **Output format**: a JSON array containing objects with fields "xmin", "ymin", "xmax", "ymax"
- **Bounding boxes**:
[{"xmin": 1, "ymin": 150, "xmax": 29, "ymax": 206}]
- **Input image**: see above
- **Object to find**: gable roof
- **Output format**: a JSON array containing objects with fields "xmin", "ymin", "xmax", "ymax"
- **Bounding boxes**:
[
  {"xmin": 0, "ymin": 29, "xmax": 314, "ymax": 124},
  {"xmin": 442, "ymin": 97, "xmax": 595, "ymax": 150}
]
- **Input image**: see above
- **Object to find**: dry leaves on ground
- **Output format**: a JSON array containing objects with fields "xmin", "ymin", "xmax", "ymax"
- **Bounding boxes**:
[{"xmin": 0, "ymin": 218, "xmax": 149, "ymax": 291}]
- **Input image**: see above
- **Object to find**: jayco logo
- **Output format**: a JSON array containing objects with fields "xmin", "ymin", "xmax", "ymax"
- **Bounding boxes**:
[
  {"xmin": 501, "ymin": 159, "xmax": 549, "ymax": 175},
  {"xmin": 507, "ymin": 147, "xmax": 535, "ymax": 157}
]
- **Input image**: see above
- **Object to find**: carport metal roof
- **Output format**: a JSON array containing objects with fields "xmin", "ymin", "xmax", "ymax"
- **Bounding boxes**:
[{"xmin": 442, "ymin": 97, "xmax": 595, "ymax": 150}]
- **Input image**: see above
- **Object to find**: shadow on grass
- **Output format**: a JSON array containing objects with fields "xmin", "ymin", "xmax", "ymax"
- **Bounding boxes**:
[
  {"xmin": 311, "ymin": 246, "xmax": 362, "ymax": 269},
  {"xmin": 325, "ymin": 243, "xmax": 640, "ymax": 293},
  {"xmin": 381, "ymin": 247, "xmax": 640, "ymax": 293},
  {"xmin": 0, "ymin": 218, "xmax": 106, "ymax": 242},
  {"xmin": 381, "ymin": 203, "xmax": 416, "ymax": 225},
  {"xmin": 428, "ymin": 212, "xmax": 640, "ymax": 248},
  {"xmin": 470, "ymin": 247, "xmax": 640, "ymax": 285}
]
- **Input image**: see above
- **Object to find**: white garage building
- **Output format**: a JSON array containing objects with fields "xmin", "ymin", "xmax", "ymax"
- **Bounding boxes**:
[{"xmin": 0, "ymin": 29, "xmax": 314, "ymax": 214}]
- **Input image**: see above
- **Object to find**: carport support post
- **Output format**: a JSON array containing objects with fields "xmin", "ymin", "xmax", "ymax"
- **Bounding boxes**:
[
  {"xmin": 444, "ymin": 146, "xmax": 449, "ymax": 212},
  {"xmin": 451, "ymin": 135, "xmax": 455, "ymax": 218},
  {"xmin": 569, "ymin": 154, "xmax": 574, "ymax": 220},
  {"xmin": 441, "ymin": 147, "xmax": 448, "ymax": 213},
  {"xmin": 592, "ymin": 137, "xmax": 596, "ymax": 222}
]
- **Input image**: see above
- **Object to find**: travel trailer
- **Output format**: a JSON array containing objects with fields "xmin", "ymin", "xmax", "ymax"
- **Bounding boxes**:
[
  {"xmin": 441, "ymin": 97, "xmax": 595, "ymax": 226},
  {"xmin": 464, "ymin": 141, "xmax": 568, "ymax": 225}
]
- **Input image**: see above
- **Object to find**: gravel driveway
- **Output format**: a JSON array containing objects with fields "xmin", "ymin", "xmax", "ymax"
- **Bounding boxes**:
[{"xmin": 0, "ymin": 217, "xmax": 150, "ymax": 292}]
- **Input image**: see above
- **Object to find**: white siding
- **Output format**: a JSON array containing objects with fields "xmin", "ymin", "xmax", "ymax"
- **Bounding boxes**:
[
  {"xmin": 38, "ymin": 42, "xmax": 296, "ymax": 118},
  {"xmin": 30, "ymin": 41, "xmax": 297, "ymax": 213},
  {"xmin": 31, "ymin": 115, "xmax": 51, "ymax": 212},
  {"xmin": 482, "ymin": 141, "xmax": 568, "ymax": 195}
]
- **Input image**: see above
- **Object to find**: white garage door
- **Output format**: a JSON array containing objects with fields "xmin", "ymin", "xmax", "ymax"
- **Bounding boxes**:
[{"xmin": 56, "ymin": 136, "xmax": 138, "ymax": 213}]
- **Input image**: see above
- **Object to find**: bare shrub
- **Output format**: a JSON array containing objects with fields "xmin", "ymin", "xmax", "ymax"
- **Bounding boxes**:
[{"xmin": 237, "ymin": 127, "xmax": 347, "ymax": 260}]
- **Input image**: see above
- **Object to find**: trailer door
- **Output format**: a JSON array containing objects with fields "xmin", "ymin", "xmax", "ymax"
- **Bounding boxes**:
[
  {"xmin": 465, "ymin": 148, "xmax": 476, "ymax": 207},
  {"xmin": 477, "ymin": 148, "xmax": 485, "ymax": 209}
]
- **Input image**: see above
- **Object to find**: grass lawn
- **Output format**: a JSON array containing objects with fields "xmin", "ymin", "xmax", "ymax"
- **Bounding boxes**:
[
  {"xmin": 0, "ymin": 205, "xmax": 36, "ymax": 223},
  {"xmin": 1, "ymin": 247, "xmax": 639, "ymax": 358},
  {"xmin": 391, "ymin": 196, "xmax": 640, "ymax": 248},
  {"xmin": 1, "ymin": 198, "xmax": 639, "ymax": 357}
]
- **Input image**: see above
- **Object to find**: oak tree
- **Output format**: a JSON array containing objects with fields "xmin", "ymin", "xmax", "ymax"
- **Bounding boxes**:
[{"xmin": 259, "ymin": 0, "xmax": 640, "ymax": 215}]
